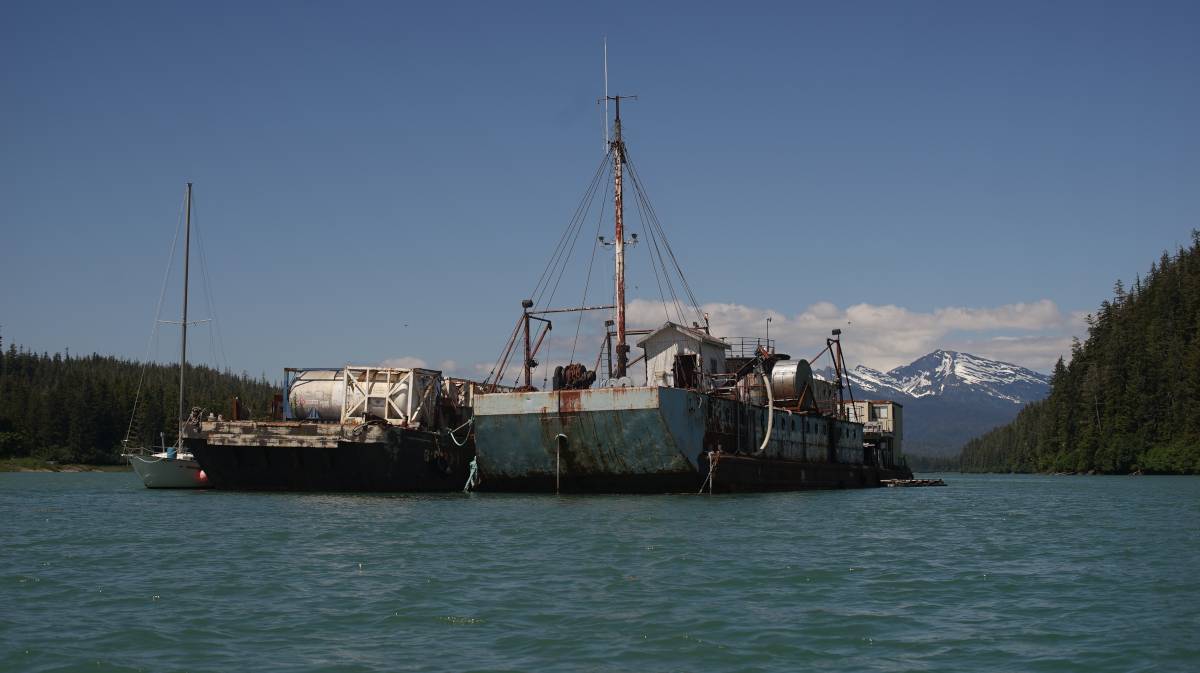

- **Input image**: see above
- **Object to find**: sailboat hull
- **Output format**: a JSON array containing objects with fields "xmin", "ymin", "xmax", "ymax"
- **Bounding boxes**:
[{"xmin": 128, "ymin": 454, "xmax": 210, "ymax": 489}]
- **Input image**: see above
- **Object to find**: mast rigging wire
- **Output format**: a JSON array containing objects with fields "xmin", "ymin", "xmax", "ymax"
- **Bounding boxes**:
[
  {"xmin": 627, "ymin": 155, "xmax": 690, "ymax": 324},
  {"xmin": 125, "ymin": 186, "xmax": 187, "ymax": 445},
  {"xmin": 632, "ymin": 181, "xmax": 683, "ymax": 324},
  {"xmin": 490, "ymin": 152, "xmax": 612, "ymax": 387},
  {"xmin": 484, "ymin": 314, "xmax": 524, "ymax": 391},
  {"xmin": 569, "ymin": 179, "xmax": 612, "ymax": 362},
  {"xmin": 490, "ymin": 128, "xmax": 706, "ymax": 387},
  {"xmin": 190, "ymin": 192, "xmax": 230, "ymax": 375},
  {"xmin": 625, "ymin": 153, "xmax": 703, "ymax": 324},
  {"xmin": 530, "ymin": 153, "xmax": 611, "ymax": 309}
]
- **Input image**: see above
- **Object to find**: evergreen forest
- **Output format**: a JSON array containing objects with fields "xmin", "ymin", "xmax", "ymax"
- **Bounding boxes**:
[
  {"xmin": 960, "ymin": 231, "xmax": 1200, "ymax": 474},
  {"xmin": 0, "ymin": 341, "xmax": 276, "ymax": 464}
]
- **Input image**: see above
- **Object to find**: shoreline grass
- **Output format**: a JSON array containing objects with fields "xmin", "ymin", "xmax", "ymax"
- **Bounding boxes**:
[{"xmin": 0, "ymin": 457, "xmax": 131, "ymax": 472}]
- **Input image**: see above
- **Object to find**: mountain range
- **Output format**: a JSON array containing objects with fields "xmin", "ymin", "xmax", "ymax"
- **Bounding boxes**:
[{"xmin": 817, "ymin": 350, "xmax": 1051, "ymax": 457}]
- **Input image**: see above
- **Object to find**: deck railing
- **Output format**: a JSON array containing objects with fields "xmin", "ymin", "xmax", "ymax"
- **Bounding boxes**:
[{"xmin": 723, "ymin": 336, "xmax": 776, "ymax": 358}]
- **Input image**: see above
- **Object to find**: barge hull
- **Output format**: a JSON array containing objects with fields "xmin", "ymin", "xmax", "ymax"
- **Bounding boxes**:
[
  {"xmin": 702, "ymin": 454, "xmax": 912, "ymax": 493},
  {"xmin": 185, "ymin": 421, "xmax": 471, "ymax": 492},
  {"xmin": 472, "ymin": 386, "xmax": 911, "ymax": 493}
]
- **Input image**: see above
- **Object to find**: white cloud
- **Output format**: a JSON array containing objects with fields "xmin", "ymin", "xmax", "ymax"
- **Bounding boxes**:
[{"xmin": 627, "ymin": 297, "xmax": 1083, "ymax": 373}]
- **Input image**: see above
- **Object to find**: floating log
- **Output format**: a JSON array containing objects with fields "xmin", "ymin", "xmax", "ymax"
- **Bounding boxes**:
[{"xmin": 881, "ymin": 478, "xmax": 946, "ymax": 487}]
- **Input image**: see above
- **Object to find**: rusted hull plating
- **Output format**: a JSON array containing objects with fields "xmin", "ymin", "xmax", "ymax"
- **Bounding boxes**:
[
  {"xmin": 184, "ymin": 421, "xmax": 471, "ymax": 492},
  {"xmin": 472, "ymin": 386, "xmax": 912, "ymax": 493}
]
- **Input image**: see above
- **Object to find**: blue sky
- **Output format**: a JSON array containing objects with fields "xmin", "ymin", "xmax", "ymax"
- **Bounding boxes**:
[{"xmin": 2, "ymin": 1, "xmax": 1198, "ymax": 380}]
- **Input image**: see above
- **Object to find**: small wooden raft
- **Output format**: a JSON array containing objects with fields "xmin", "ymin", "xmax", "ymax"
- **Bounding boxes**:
[{"xmin": 882, "ymin": 478, "xmax": 946, "ymax": 487}]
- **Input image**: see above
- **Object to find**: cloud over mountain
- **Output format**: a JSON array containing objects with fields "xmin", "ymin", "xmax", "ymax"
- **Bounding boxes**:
[{"xmin": 627, "ymin": 297, "xmax": 1083, "ymax": 373}]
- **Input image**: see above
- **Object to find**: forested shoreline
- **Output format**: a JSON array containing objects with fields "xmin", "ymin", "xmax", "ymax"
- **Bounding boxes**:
[
  {"xmin": 907, "ymin": 453, "xmax": 962, "ymax": 473},
  {"xmin": 0, "ymin": 342, "xmax": 276, "ymax": 465},
  {"xmin": 960, "ymin": 232, "xmax": 1200, "ymax": 474}
]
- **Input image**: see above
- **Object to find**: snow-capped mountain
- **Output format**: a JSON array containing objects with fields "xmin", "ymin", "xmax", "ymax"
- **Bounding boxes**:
[
  {"xmin": 815, "ymin": 351, "xmax": 1052, "ymax": 457},
  {"xmin": 877, "ymin": 350, "xmax": 1049, "ymax": 404},
  {"xmin": 839, "ymin": 365, "xmax": 903, "ymax": 396},
  {"xmin": 820, "ymin": 350, "xmax": 1050, "ymax": 405}
]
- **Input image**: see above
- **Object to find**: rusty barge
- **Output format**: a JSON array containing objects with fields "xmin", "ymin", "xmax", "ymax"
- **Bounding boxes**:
[
  {"xmin": 466, "ymin": 97, "xmax": 911, "ymax": 493},
  {"xmin": 471, "ymin": 329, "xmax": 911, "ymax": 493},
  {"xmin": 183, "ymin": 366, "xmax": 481, "ymax": 491}
]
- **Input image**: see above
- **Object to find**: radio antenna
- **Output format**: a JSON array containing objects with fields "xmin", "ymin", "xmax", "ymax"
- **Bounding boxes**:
[{"xmin": 603, "ymin": 36, "xmax": 609, "ymax": 148}]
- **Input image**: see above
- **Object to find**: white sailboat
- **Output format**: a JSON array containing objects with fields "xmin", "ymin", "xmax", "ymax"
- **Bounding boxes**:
[
  {"xmin": 123, "ymin": 182, "xmax": 210, "ymax": 489},
  {"xmin": 127, "ymin": 432, "xmax": 208, "ymax": 489}
]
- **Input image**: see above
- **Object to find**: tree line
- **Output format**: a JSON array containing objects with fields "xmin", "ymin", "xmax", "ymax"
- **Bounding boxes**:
[
  {"xmin": 960, "ymin": 231, "xmax": 1200, "ymax": 474},
  {"xmin": 0, "ymin": 341, "xmax": 276, "ymax": 464}
]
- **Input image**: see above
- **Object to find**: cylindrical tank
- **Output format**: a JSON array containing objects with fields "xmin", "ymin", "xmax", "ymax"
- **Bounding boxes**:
[
  {"xmin": 288, "ymin": 369, "xmax": 345, "ymax": 420},
  {"xmin": 769, "ymin": 359, "xmax": 814, "ymax": 400}
]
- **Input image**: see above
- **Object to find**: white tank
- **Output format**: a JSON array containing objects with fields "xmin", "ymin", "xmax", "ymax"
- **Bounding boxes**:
[
  {"xmin": 287, "ymin": 366, "xmax": 441, "ymax": 425},
  {"xmin": 769, "ymin": 359, "xmax": 814, "ymax": 401},
  {"xmin": 288, "ymin": 370, "xmax": 345, "ymax": 420}
]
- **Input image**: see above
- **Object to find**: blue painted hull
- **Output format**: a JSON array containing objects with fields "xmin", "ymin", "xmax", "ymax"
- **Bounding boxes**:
[{"xmin": 472, "ymin": 386, "xmax": 911, "ymax": 493}]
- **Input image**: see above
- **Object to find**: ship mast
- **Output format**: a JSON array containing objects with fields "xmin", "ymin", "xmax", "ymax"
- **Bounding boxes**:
[
  {"xmin": 178, "ymin": 182, "xmax": 192, "ymax": 448},
  {"xmin": 606, "ymin": 95, "xmax": 634, "ymax": 378}
]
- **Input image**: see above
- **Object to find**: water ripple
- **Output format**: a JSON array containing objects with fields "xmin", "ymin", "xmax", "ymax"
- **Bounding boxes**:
[{"xmin": 1, "ymin": 473, "xmax": 1198, "ymax": 672}]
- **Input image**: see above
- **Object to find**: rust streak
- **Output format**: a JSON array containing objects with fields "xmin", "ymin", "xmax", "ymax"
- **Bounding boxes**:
[{"xmin": 557, "ymin": 390, "xmax": 583, "ymax": 414}]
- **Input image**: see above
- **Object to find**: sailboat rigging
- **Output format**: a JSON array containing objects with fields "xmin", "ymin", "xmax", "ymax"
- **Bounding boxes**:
[{"xmin": 124, "ymin": 182, "xmax": 211, "ymax": 488}]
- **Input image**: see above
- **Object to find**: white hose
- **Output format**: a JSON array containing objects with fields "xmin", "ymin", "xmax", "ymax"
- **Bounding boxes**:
[
  {"xmin": 758, "ymin": 363, "xmax": 774, "ymax": 453},
  {"xmin": 448, "ymin": 418, "xmax": 473, "ymax": 447},
  {"xmin": 462, "ymin": 457, "xmax": 479, "ymax": 493}
]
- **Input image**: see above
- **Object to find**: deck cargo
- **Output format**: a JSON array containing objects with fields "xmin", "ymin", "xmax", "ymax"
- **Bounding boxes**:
[{"xmin": 184, "ymin": 366, "xmax": 481, "ymax": 491}]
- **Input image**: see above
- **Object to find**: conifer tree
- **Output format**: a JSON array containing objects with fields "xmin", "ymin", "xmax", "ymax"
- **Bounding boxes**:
[
  {"xmin": 0, "ymin": 347, "xmax": 277, "ymax": 464},
  {"xmin": 961, "ymin": 234, "xmax": 1200, "ymax": 474}
]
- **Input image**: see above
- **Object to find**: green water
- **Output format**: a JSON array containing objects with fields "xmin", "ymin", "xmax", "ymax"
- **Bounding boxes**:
[{"xmin": 1, "ymin": 473, "xmax": 1197, "ymax": 672}]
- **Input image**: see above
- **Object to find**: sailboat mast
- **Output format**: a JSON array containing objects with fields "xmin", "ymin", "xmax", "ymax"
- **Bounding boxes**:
[
  {"xmin": 610, "ymin": 97, "xmax": 628, "ymax": 378},
  {"xmin": 178, "ymin": 182, "xmax": 192, "ymax": 446}
]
